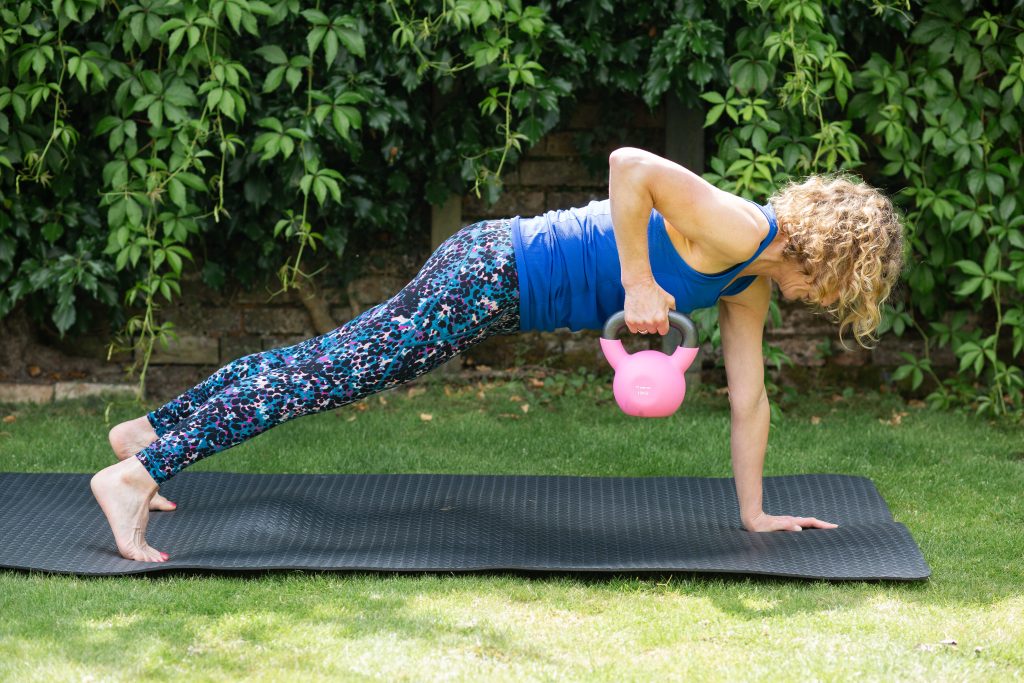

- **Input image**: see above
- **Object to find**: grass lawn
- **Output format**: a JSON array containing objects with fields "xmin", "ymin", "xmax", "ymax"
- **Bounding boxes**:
[{"xmin": 1, "ymin": 371, "xmax": 1022, "ymax": 681}]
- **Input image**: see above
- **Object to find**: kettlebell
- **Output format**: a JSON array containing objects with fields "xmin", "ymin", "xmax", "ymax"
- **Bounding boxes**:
[{"xmin": 599, "ymin": 310, "xmax": 699, "ymax": 418}]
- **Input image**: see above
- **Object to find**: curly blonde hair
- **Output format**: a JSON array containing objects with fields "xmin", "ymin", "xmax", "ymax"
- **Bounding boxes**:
[{"xmin": 768, "ymin": 173, "xmax": 905, "ymax": 348}]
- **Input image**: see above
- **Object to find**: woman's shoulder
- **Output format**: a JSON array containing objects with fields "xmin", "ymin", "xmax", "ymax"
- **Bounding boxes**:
[
  {"xmin": 719, "ymin": 193, "xmax": 772, "ymax": 246},
  {"xmin": 664, "ymin": 190, "xmax": 770, "ymax": 267}
]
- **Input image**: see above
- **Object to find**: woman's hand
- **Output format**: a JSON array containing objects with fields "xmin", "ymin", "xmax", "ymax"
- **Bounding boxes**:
[
  {"xmin": 623, "ymin": 278, "xmax": 676, "ymax": 335},
  {"xmin": 743, "ymin": 512, "xmax": 839, "ymax": 532}
]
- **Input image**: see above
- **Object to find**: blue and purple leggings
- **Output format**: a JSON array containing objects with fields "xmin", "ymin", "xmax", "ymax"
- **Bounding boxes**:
[{"xmin": 137, "ymin": 219, "xmax": 520, "ymax": 483}]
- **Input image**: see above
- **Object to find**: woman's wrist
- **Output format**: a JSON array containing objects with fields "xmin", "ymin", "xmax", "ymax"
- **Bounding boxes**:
[
  {"xmin": 741, "ymin": 510, "xmax": 766, "ymax": 529},
  {"xmin": 621, "ymin": 272, "xmax": 656, "ymax": 289}
]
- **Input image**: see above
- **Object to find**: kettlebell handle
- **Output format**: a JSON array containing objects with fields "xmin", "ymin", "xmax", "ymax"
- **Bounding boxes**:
[{"xmin": 601, "ymin": 310, "xmax": 698, "ymax": 350}]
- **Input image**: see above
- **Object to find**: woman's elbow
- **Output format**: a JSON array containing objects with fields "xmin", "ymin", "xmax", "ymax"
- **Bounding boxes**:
[
  {"xmin": 609, "ymin": 147, "xmax": 654, "ymax": 170},
  {"xmin": 729, "ymin": 388, "xmax": 768, "ymax": 416},
  {"xmin": 609, "ymin": 149, "xmax": 658, "ymax": 195}
]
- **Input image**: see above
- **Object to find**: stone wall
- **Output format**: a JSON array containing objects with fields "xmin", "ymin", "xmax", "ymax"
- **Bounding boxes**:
[
  {"xmin": 0, "ymin": 95, "xmax": 943, "ymax": 404},
  {"xmin": 462, "ymin": 100, "xmax": 665, "ymax": 225}
]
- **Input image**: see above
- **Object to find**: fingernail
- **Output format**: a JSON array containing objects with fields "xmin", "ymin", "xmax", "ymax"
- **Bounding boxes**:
[
  {"xmin": 160, "ymin": 552, "xmax": 169, "ymax": 560},
  {"xmin": 170, "ymin": 502, "xmax": 177, "ymax": 508}
]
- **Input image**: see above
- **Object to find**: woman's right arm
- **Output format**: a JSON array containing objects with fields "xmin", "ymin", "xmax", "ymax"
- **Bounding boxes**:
[{"xmin": 607, "ymin": 147, "xmax": 762, "ymax": 334}]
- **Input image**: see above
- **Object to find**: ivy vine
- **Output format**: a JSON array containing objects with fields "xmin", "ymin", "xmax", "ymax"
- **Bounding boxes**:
[{"xmin": 0, "ymin": 0, "xmax": 1020, "ymax": 419}]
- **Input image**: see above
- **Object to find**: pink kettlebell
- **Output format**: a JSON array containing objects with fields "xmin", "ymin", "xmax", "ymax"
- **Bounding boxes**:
[{"xmin": 599, "ymin": 310, "xmax": 699, "ymax": 418}]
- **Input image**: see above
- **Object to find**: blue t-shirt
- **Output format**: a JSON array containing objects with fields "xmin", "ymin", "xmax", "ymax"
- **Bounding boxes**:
[{"xmin": 509, "ymin": 198, "xmax": 778, "ymax": 332}]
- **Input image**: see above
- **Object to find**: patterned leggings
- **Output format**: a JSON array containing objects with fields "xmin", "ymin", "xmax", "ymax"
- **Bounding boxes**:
[{"xmin": 137, "ymin": 219, "xmax": 520, "ymax": 484}]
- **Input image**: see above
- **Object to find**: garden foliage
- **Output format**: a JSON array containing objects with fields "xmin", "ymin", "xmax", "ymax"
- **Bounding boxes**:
[{"xmin": 0, "ymin": 0, "xmax": 1021, "ymax": 414}]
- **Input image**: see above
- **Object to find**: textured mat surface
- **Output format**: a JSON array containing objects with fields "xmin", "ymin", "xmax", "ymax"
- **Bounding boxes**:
[{"xmin": 0, "ymin": 472, "xmax": 930, "ymax": 580}]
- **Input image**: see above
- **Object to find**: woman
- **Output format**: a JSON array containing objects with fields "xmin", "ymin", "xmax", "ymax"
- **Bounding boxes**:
[{"xmin": 93, "ymin": 147, "xmax": 905, "ymax": 562}]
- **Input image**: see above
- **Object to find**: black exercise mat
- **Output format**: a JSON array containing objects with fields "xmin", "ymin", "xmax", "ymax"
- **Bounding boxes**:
[{"xmin": 0, "ymin": 472, "xmax": 930, "ymax": 580}]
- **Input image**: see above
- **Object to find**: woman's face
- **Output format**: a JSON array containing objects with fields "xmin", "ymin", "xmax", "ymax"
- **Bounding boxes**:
[{"xmin": 776, "ymin": 262, "xmax": 838, "ymax": 307}]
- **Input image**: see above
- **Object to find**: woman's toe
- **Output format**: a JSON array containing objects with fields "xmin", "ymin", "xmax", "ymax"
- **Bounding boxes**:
[{"xmin": 150, "ymin": 493, "xmax": 177, "ymax": 511}]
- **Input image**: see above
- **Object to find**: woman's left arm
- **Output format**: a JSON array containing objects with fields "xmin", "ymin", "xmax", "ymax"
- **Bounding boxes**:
[{"xmin": 719, "ymin": 278, "xmax": 838, "ymax": 532}]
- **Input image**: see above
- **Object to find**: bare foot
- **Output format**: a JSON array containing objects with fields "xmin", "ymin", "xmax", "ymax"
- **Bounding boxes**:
[
  {"xmin": 91, "ymin": 458, "xmax": 169, "ymax": 562},
  {"xmin": 109, "ymin": 416, "xmax": 176, "ymax": 512}
]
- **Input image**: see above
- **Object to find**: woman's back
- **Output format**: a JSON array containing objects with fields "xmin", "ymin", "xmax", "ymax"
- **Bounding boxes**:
[{"xmin": 511, "ymin": 198, "xmax": 778, "ymax": 332}]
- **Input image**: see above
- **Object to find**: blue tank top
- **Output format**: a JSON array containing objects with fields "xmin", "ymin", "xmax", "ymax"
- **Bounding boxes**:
[{"xmin": 509, "ymin": 198, "xmax": 778, "ymax": 332}]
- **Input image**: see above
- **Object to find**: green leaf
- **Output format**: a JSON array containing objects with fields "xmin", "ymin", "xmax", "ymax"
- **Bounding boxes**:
[
  {"xmin": 263, "ymin": 65, "xmax": 285, "ymax": 92},
  {"xmin": 954, "ymin": 260, "xmax": 983, "ymax": 277},
  {"xmin": 168, "ymin": 27, "xmax": 185, "ymax": 56},
  {"xmin": 471, "ymin": 0, "xmax": 491, "ymax": 26},
  {"xmin": 94, "ymin": 115, "xmax": 121, "ymax": 136},
  {"xmin": 231, "ymin": 90, "xmax": 246, "ymax": 120},
  {"xmin": 166, "ymin": 249, "xmax": 182, "ymax": 274},
  {"xmin": 41, "ymin": 222, "xmax": 64, "ymax": 242},
  {"xmin": 164, "ymin": 83, "xmax": 197, "ymax": 108},
  {"xmin": 954, "ymin": 277, "xmax": 983, "ymax": 296},
  {"xmin": 176, "ymin": 172, "xmax": 206, "ymax": 191},
  {"xmin": 300, "ymin": 9, "xmax": 328, "ymax": 25},
  {"xmin": 225, "ymin": 0, "xmax": 243, "ymax": 33},
  {"xmin": 998, "ymin": 195, "xmax": 1017, "ymax": 223},
  {"xmin": 965, "ymin": 169, "xmax": 985, "ymax": 196},
  {"xmin": 168, "ymin": 177, "xmax": 186, "ymax": 209},
  {"xmin": 107, "ymin": 198, "xmax": 126, "ymax": 228},
  {"xmin": 313, "ymin": 177, "xmax": 327, "ymax": 206},
  {"xmin": 255, "ymin": 45, "xmax": 288, "ymax": 65},
  {"xmin": 219, "ymin": 90, "xmax": 236, "ymax": 119},
  {"xmin": 279, "ymin": 136, "xmax": 294, "ymax": 158},
  {"xmin": 52, "ymin": 294, "xmax": 76, "ymax": 334},
  {"xmin": 125, "ymin": 197, "xmax": 143, "ymax": 226},
  {"xmin": 952, "ymin": 146, "xmax": 970, "ymax": 171},
  {"xmin": 16, "ymin": 50, "xmax": 33, "ymax": 78},
  {"xmin": 10, "ymin": 94, "xmax": 25, "ymax": 122},
  {"xmin": 258, "ymin": 116, "xmax": 283, "ymax": 133},
  {"xmin": 332, "ymin": 109, "xmax": 349, "ymax": 139},
  {"xmin": 983, "ymin": 243, "xmax": 999, "ymax": 272},
  {"xmin": 336, "ymin": 26, "xmax": 365, "ymax": 58},
  {"xmin": 323, "ymin": 176, "xmax": 341, "ymax": 203},
  {"xmin": 285, "ymin": 66, "xmax": 303, "ymax": 92},
  {"xmin": 751, "ymin": 127, "xmax": 767, "ymax": 152},
  {"xmin": 313, "ymin": 104, "xmax": 329, "ymax": 126},
  {"xmin": 148, "ymin": 100, "xmax": 163, "ymax": 128},
  {"xmin": 324, "ymin": 28, "xmax": 338, "ymax": 65},
  {"xmin": 157, "ymin": 17, "xmax": 187, "ymax": 35},
  {"xmin": 985, "ymin": 173, "xmax": 1004, "ymax": 196},
  {"xmin": 306, "ymin": 26, "xmax": 327, "ymax": 55},
  {"xmin": 892, "ymin": 364, "xmax": 913, "ymax": 381}
]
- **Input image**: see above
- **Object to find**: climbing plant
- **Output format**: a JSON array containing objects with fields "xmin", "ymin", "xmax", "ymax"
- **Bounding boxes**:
[
  {"xmin": 1, "ymin": 0, "xmax": 1021, "ymax": 417},
  {"xmin": 699, "ymin": 0, "xmax": 1023, "ymax": 417},
  {"xmin": 0, "ymin": 0, "xmax": 556, "ymax": 393}
]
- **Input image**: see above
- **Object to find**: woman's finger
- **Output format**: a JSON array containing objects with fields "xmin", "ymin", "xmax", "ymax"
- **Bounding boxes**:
[
  {"xmin": 800, "ymin": 517, "xmax": 839, "ymax": 529},
  {"xmin": 806, "ymin": 520, "xmax": 839, "ymax": 532},
  {"xmin": 626, "ymin": 319, "xmax": 655, "ymax": 334},
  {"xmin": 772, "ymin": 518, "xmax": 801, "ymax": 532}
]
